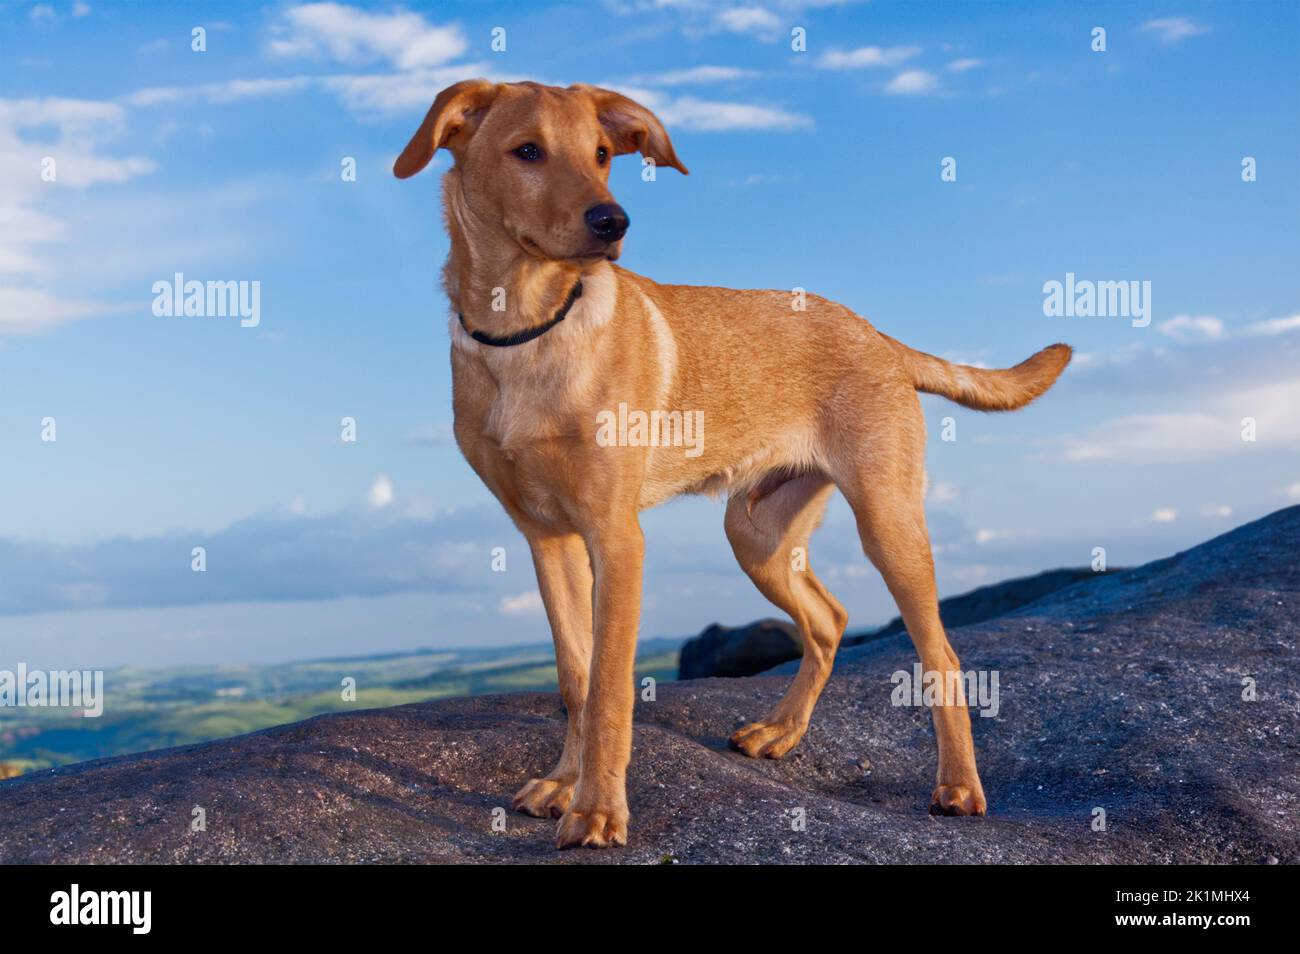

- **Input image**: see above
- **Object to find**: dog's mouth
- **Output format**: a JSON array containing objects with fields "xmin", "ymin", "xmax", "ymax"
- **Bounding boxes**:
[
  {"xmin": 517, "ymin": 234, "xmax": 545, "ymax": 257},
  {"xmin": 516, "ymin": 233, "xmax": 619, "ymax": 262}
]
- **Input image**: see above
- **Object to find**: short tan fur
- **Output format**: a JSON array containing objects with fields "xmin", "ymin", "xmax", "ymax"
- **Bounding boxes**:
[{"xmin": 395, "ymin": 80, "xmax": 1071, "ymax": 849}]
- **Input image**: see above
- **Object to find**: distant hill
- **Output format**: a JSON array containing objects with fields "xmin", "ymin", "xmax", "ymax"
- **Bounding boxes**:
[{"xmin": 0, "ymin": 638, "xmax": 683, "ymax": 775}]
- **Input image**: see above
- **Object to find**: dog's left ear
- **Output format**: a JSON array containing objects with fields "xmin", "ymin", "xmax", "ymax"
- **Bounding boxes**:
[
  {"xmin": 394, "ymin": 78, "xmax": 500, "ymax": 179},
  {"xmin": 571, "ymin": 84, "xmax": 689, "ymax": 175}
]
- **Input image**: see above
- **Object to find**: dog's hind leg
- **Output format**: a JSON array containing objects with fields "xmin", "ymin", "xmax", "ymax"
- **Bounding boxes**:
[
  {"xmin": 831, "ymin": 403, "xmax": 987, "ymax": 816},
  {"xmin": 511, "ymin": 529, "xmax": 593, "ymax": 819},
  {"xmin": 724, "ymin": 473, "xmax": 849, "ymax": 759}
]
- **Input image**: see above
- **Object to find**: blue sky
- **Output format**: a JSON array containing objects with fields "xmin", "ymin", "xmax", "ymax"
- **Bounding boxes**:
[{"xmin": 1, "ymin": 0, "xmax": 1297, "ymax": 668}]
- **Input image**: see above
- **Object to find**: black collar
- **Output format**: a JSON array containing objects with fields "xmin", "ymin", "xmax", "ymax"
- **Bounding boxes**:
[{"xmin": 457, "ymin": 280, "xmax": 583, "ymax": 347}]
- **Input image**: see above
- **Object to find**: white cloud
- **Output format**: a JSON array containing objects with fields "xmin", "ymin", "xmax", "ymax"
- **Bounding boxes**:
[
  {"xmin": 1060, "ymin": 375, "xmax": 1300, "ymax": 463},
  {"xmin": 30, "ymin": 4, "xmax": 57, "ymax": 27},
  {"xmin": 1095, "ymin": 312, "xmax": 1299, "ymax": 346},
  {"xmin": 498, "ymin": 590, "xmax": 545, "ymax": 615},
  {"xmin": 1063, "ymin": 412, "xmax": 1224, "ymax": 462},
  {"xmin": 125, "ymin": 65, "xmax": 800, "ymax": 132},
  {"xmin": 929, "ymin": 481, "xmax": 959, "ymax": 504},
  {"xmin": 1244, "ymin": 314, "xmax": 1300, "ymax": 337},
  {"xmin": 945, "ymin": 564, "xmax": 996, "ymax": 585},
  {"xmin": 1203, "ymin": 505, "xmax": 1232, "ymax": 518},
  {"xmin": 1139, "ymin": 17, "xmax": 1210, "ymax": 45},
  {"xmin": 613, "ymin": 85, "xmax": 811, "ymax": 131},
  {"xmin": 612, "ymin": 0, "xmax": 858, "ymax": 42},
  {"xmin": 0, "ymin": 287, "xmax": 129, "ymax": 335},
  {"xmin": 817, "ymin": 45, "xmax": 920, "ymax": 69},
  {"xmin": 0, "ymin": 96, "xmax": 124, "ymax": 131},
  {"xmin": 885, "ymin": 69, "xmax": 939, "ymax": 95},
  {"xmin": 367, "ymin": 474, "xmax": 395, "ymax": 509},
  {"xmin": 624, "ymin": 66, "xmax": 761, "ymax": 86},
  {"xmin": 410, "ymin": 421, "xmax": 455, "ymax": 446},
  {"xmin": 946, "ymin": 58, "xmax": 983, "ymax": 73},
  {"xmin": 0, "ymin": 96, "xmax": 155, "ymax": 336},
  {"xmin": 658, "ymin": 95, "xmax": 811, "ymax": 131},
  {"xmin": 729, "ymin": 172, "xmax": 786, "ymax": 187},
  {"xmin": 73, "ymin": 2, "xmax": 91, "ymax": 17},
  {"xmin": 122, "ymin": 18, "xmax": 804, "ymax": 129},
  {"xmin": 1157, "ymin": 314, "xmax": 1225, "ymax": 342},
  {"xmin": 1151, "ymin": 508, "xmax": 1177, "ymax": 523},
  {"xmin": 124, "ymin": 67, "xmax": 505, "ymax": 118},
  {"xmin": 1285, "ymin": 482, "xmax": 1300, "ymax": 501},
  {"xmin": 125, "ymin": 77, "xmax": 314, "ymax": 108},
  {"xmin": 321, "ymin": 66, "xmax": 498, "ymax": 115},
  {"xmin": 0, "ymin": 500, "xmax": 529, "ymax": 614},
  {"xmin": 715, "ymin": 7, "xmax": 782, "ymax": 35},
  {"xmin": 269, "ymin": 2, "xmax": 466, "ymax": 70}
]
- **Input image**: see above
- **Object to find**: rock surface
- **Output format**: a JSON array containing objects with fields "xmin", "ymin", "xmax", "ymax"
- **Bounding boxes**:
[
  {"xmin": 1, "ymin": 508, "xmax": 1296, "ymax": 864},
  {"xmin": 677, "ymin": 618, "xmax": 801, "ymax": 680}
]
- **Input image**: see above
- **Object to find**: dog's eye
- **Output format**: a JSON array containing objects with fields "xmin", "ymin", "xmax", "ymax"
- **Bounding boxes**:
[
  {"xmin": 513, "ymin": 143, "xmax": 542, "ymax": 162},
  {"xmin": 596, "ymin": 146, "xmax": 609, "ymax": 166}
]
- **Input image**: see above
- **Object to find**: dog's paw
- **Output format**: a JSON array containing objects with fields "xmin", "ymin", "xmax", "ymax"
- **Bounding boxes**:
[
  {"xmin": 928, "ymin": 783, "xmax": 987, "ymax": 817},
  {"xmin": 555, "ymin": 805, "xmax": 629, "ymax": 850},
  {"xmin": 729, "ymin": 719, "xmax": 806, "ymax": 759},
  {"xmin": 512, "ymin": 776, "xmax": 575, "ymax": 819}
]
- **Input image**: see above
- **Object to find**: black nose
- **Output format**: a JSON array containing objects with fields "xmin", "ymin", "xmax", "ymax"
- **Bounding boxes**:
[{"xmin": 584, "ymin": 203, "xmax": 630, "ymax": 242}]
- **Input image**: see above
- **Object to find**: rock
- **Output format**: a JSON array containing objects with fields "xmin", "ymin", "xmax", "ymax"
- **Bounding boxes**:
[
  {"xmin": 677, "ymin": 619, "xmax": 800, "ymax": 680},
  {"xmin": 0, "ymin": 507, "xmax": 1297, "ymax": 864}
]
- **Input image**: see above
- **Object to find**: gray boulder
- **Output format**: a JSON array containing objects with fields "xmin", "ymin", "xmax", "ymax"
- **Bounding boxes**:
[{"xmin": 677, "ymin": 619, "xmax": 801, "ymax": 680}]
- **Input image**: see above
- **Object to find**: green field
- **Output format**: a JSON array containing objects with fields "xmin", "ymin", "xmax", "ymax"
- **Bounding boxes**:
[{"xmin": 0, "ymin": 639, "xmax": 682, "ymax": 775}]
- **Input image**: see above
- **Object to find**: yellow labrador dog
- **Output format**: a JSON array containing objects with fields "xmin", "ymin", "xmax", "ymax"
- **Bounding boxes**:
[{"xmin": 394, "ymin": 80, "xmax": 1070, "ymax": 849}]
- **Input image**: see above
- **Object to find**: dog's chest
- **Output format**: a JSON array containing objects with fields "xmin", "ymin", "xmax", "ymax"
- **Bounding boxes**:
[
  {"xmin": 451, "ymin": 347, "xmax": 599, "ymax": 524},
  {"xmin": 455, "ymin": 347, "xmax": 594, "ymax": 448}
]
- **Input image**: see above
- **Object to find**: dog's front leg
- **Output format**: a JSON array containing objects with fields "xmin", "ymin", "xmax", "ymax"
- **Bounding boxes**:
[
  {"xmin": 512, "ymin": 530, "xmax": 593, "ymax": 819},
  {"xmin": 555, "ymin": 518, "xmax": 644, "ymax": 849}
]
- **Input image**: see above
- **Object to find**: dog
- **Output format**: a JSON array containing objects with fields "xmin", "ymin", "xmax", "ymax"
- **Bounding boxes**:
[{"xmin": 394, "ymin": 80, "xmax": 1071, "ymax": 849}]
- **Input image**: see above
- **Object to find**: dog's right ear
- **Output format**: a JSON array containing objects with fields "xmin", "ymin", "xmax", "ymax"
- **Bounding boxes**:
[
  {"xmin": 571, "ymin": 84, "xmax": 689, "ymax": 175},
  {"xmin": 393, "ymin": 79, "xmax": 499, "ymax": 179}
]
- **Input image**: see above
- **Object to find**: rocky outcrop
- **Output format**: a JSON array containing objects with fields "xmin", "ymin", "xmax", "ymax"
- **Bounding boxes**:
[
  {"xmin": 0, "ymin": 508, "xmax": 1296, "ymax": 864},
  {"xmin": 677, "ymin": 619, "xmax": 801, "ymax": 680}
]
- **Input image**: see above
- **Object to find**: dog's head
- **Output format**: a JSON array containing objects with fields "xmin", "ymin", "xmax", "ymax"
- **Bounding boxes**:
[{"xmin": 394, "ymin": 80, "xmax": 687, "ymax": 262}]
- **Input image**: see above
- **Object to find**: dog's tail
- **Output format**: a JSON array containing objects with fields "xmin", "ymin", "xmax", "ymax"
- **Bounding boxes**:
[{"xmin": 884, "ymin": 336, "xmax": 1073, "ymax": 412}]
